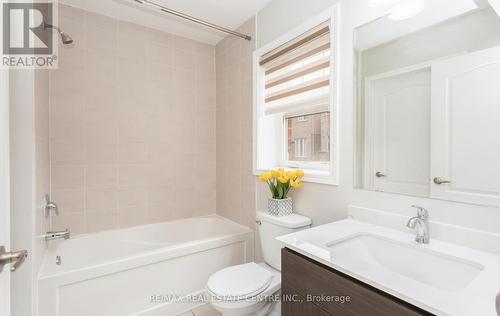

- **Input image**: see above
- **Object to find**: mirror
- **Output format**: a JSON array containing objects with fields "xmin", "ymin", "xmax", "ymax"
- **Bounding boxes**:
[{"xmin": 354, "ymin": 0, "xmax": 500, "ymax": 206}]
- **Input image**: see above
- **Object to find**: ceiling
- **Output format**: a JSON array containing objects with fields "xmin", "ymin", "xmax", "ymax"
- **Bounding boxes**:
[{"xmin": 59, "ymin": 0, "xmax": 273, "ymax": 45}]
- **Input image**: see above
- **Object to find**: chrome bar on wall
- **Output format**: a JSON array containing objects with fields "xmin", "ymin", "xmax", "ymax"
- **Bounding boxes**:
[{"xmin": 133, "ymin": 0, "xmax": 252, "ymax": 41}]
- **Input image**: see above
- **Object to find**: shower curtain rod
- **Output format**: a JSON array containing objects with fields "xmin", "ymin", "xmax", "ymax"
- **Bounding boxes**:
[{"xmin": 133, "ymin": 0, "xmax": 252, "ymax": 41}]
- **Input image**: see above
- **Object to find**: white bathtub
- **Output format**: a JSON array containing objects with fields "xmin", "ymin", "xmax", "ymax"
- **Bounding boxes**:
[{"xmin": 38, "ymin": 215, "xmax": 254, "ymax": 316}]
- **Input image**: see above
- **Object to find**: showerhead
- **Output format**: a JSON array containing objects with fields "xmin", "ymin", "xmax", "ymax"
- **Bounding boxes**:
[
  {"xmin": 59, "ymin": 31, "xmax": 74, "ymax": 45},
  {"xmin": 43, "ymin": 21, "xmax": 74, "ymax": 45}
]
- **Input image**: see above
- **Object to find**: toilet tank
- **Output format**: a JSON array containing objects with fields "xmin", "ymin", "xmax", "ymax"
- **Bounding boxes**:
[{"xmin": 256, "ymin": 211, "xmax": 311, "ymax": 271}]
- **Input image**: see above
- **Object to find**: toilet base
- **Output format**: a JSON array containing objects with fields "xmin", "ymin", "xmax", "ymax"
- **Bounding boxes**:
[{"xmin": 217, "ymin": 297, "xmax": 281, "ymax": 316}]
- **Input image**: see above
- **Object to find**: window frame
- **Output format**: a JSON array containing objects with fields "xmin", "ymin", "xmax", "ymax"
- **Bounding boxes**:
[
  {"xmin": 253, "ymin": 4, "xmax": 340, "ymax": 185},
  {"xmin": 294, "ymin": 137, "xmax": 306, "ymax": 158}
]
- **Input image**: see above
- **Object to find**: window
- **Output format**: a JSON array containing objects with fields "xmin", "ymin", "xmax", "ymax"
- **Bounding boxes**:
[
  {"xmin": 287, "ymin": 112, "xmax": 330, "ymax": 162},
  {"xmin": 294, "ymin": 138, "xmax": 306, "ymax": 158},
  {"xmin": 253, "ymin": 6, "xmax": 338, "ymax": 185}
]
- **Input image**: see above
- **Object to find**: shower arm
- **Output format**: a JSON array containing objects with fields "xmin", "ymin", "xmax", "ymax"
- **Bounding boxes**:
[
  {"xmin": 42, "ymin": 21, "xmax": 61, "ymax": 33},
  {"xmin": 132, "ymin": 0, "xmax": 252, "ymax": 41}
]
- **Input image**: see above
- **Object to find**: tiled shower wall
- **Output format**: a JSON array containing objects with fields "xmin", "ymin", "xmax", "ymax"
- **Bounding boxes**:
[
  {"xmin": 215, "ymin": 18, "xmax": 257, "ymax": 229},
  {"xmin": 50, "ymin": 5, "xmax": 216, "ymax": 234}
]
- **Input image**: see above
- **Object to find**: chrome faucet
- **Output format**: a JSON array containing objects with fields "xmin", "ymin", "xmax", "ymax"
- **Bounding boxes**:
[
  {"xmin": 44, "ymin": 194, "xmax": 59, "ymax": 218},
  {"xmin": 406, "ymin": 205, "xmax": 430, "ymax": 244},
  {"xmin": 45, "ymin": 229, "xmax": 70, "ymax": 241}
]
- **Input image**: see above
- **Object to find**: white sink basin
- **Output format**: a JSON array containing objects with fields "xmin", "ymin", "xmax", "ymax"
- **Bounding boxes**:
[
  {"xmin": 326, "ymin": 233, "xmax": 483, "ymax": 291},
  {"xmin": 276, "ymin": 218, "xmax": 499, "ymax": 316}
]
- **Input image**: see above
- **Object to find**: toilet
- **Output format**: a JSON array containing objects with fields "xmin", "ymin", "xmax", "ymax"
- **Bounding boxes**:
[{"xmin": 207, "ymin": 211, "xmax": 311, "ymax": 316}]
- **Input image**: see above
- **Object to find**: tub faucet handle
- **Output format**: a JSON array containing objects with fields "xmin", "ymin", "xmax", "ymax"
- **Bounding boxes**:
[{"xmin": 44, "ymin": 194, "xmax": 59, "ymax": 217}]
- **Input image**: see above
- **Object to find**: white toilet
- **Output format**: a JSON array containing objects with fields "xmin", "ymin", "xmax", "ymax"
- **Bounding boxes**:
[{"xmin": 207, "ymin": 211, "xmax": 311, "ymax": 316}]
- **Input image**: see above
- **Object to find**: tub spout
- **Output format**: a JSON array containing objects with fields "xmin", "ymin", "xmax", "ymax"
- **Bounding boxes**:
[{"xmin": 45, "ymin": 229, "xmax": 70, "ymax": 241}]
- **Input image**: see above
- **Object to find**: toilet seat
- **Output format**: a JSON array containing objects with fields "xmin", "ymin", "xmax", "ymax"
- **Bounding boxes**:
[{"xmin": 207, "ymin": 263, "xmax": 274, "ymax": 301}]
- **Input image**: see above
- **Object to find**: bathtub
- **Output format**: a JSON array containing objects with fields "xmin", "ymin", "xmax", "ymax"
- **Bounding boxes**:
[{"xmin": 38, "ymin": 215, "xmax": 254, "ymax": 316}]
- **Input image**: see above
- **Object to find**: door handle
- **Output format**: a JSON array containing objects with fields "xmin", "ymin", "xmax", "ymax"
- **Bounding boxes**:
[
  {"xmin": 433, "ymin": 177, "xmax": 451, "ymax": 185},
  {"xmin": 0, "ymin": 246, "xmax": 28, "ymax": 272},
  {"xmin": 375, "ymin": 171, "xmax": 387, "ymax": 178}
]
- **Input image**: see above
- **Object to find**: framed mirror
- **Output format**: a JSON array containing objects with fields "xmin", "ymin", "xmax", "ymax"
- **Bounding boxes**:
[{"xmin": 354, "ymin": 0, "xmax": 500, "ymax": 206}]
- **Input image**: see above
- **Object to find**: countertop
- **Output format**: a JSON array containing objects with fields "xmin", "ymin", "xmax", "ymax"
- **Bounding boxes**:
[{"xmin": 276, "ymin": 218, "xmax": 499, "ymax": 316}]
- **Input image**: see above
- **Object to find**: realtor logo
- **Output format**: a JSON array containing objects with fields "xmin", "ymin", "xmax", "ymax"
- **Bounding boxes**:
[{"xmin": 2, "ymin": 2, "xmax": 58, "ymax": 68}]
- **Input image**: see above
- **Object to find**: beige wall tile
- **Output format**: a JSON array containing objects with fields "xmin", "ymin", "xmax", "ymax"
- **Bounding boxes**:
[
  {"xmin": 52, "ymin": 212, "xmax": 86, "ymax": 235},
  {"xmin": 86, "ymin": 188, "xmax": 118, "ymax": 211},
  {"xmin": 86, "ymin": 210, "xmax": 118, "ymax": 233},
  {"xmin": 118, "ymin": 186, "xmax": 148, "ymax": 208},
  {"xmin": 51, "ymin": 190, "xmax": 85, "ymax": 214},
  {"xmin": 86, "ymin": 118, "xmax": 118, "ymax": 144},
  {"xmin": 58, "ymin": 45, "xmax": 85, "ymax": 70},
  {"xmin": 86, "ymin": 164, "xmax": 117, "ymax": 188},
  {"xmin": 50, "ymin": 68, "xmax": 84, "ymax": 98},
  {"xmin": 148, "ymin": 205, "xmax": 171, "ymax": 223},
  {"xmin": 215, "ymin": 18, "xmax": 256, "ymax": 228},
  {"xmin": 148, "ymin": 163, "xmax": 175, "ymax": 185},
  {"xmin": 119, "ymin": 206, "xmax": 148, "ymax": 227},
  {"xmin": 172, "ymin": 182, "xmax": 196, "ymax": 219},
  {"xmin": 50, "ymin": 116, "xmax": 85, "ymax": 144},
  {"xmin": 59, "ymin": 4, "xmax": 84, "ymax": 22},
  {"xmin": 173, "ymin": 49, "xmax": 196, "ymax": 70},
  {"xmin": 148, "ymin": 29, "xmax": 173, "ymax": 47},
  {"xmin": 86, "ymin": 142, "xmax": 117, "ymax": 164},
  {"xmin": 194, "ymin": 180, "xmax": 216, "ymax": 216},
  {"xmin": 85, "ymin": 87, "xmax": 118, "ymax": 121},
  {"xmin": 51, "ymin": 166, "xmax": 84, "ymax": 190},
  {"xmin": 118, "ymin": 164, "xmax": 149, "ymax": 186},
  {"xmin": 50, "ymin": 5, "xmax": 217, "ymax": 235},
  {"xmin": 174, "ymin": 36, "xmax": 199, "ymax": 51},
  {"xmin": 51, "ymin": 142, "xmax": 85, "ymax": 165},
  {"xmin": 148, "ymin": 184, "xmax": 174, "ymax": 207},
  {"xmin": 148, "ymin": 43, "xmax": 173, "ymax": 65},
  {"xmin": 118, "ymin": 142, "xmax": 148, "ymax": 164}
]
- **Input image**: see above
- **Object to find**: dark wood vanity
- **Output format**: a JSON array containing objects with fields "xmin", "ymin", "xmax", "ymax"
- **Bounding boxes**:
[{"xmin": 281, "ymin": 248, "xmax": 435, "ymax": 316}]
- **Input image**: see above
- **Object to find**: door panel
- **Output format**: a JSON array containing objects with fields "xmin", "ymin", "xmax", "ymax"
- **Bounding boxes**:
[
  {"xmin": 366, "ymin": 68, "xmax": 431, "ymax": 197},
  {"xmin": 0, "ymin": 70, "xmax": 11, "ymax": 316},
  {"xmin": 431, "ymin": 46, "xmax": 500, "ymax": 205}
]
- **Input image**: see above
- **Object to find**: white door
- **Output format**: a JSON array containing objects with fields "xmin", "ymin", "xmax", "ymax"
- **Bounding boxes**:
[
  {"xmin": 0, "ymin": 70, "xmax": 11, "ymax": 316},
  {"xmin": 431, "ymin": 46, "xmax": 500, "ymax": 206},
  {"xmin": 366, "ymin": 67, "xmax": 431, "ymax": 197}
]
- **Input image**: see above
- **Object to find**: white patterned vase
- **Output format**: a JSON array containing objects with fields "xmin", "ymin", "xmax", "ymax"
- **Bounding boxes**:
[{"xmin": 268, "ymin": 198, "xmax": 293, "ymax": 216}]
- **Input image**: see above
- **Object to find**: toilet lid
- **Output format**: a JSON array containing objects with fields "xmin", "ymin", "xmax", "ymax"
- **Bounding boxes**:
[{"xmin": 207, "ymin": 263, "xmax": 273, "ymax": 301}]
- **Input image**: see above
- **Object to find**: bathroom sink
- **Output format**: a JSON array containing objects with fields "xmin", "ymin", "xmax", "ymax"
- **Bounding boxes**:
[
  {"xmin": 326, "ymin": 234, "xmax": 483, "ymax": 291},
  {"xmin": 276, "ymin": 218, "xmax": 498, "ymax": 316}
]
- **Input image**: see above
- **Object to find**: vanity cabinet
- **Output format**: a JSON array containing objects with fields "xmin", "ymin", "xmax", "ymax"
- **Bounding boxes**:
[{"xmin": 281, "ymin": 248, "xmax": 435, "ymax": 316}]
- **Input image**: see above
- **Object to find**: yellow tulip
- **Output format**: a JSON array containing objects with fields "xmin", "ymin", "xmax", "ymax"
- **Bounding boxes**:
[
  {"xmin": 271, "ymin": 170, "xmax": 279, "ymax": 178},
  {"xmin": 278, "ymin": 176, "xmax": 289, "ymax": 184},
  {"xmin": 259, "ymin": 172, "xmax": 271, "ymax": 182},
  {"xmin": 295, "ymin": 169, "xmax": 304, "ymax": 178},
  {"xmin": 290, "ymin": 179, "xmax": 303, "ymax": 188},
  {"xmin": 286, "ymin": 171, "xmax": 295, "ymax": 181}
]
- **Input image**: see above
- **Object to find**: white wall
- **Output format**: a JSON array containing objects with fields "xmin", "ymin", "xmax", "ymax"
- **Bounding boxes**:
[
  {"xmin": 256, "ymin": 0, "xmax": 341, "ymax": 49},
  {"xmin": 9, "ymin": 67, "xmax": 50, "ymax": 316},
  {"xmin": 10, "ymin": 69, "xmax": 36, "ymax": 316},
  {"xmin": 255, "ymin": 0, "xmax": 499, "ymax": 253}
]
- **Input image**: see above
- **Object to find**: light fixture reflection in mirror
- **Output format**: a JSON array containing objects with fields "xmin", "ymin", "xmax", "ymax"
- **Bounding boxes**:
[
  {"xmin": 387, "ymin": 0, "xmax": 426, "ymax": 20},
  {"xmin": 368, "ymin": 0, "xmax": 401, "ymax": 7}
]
